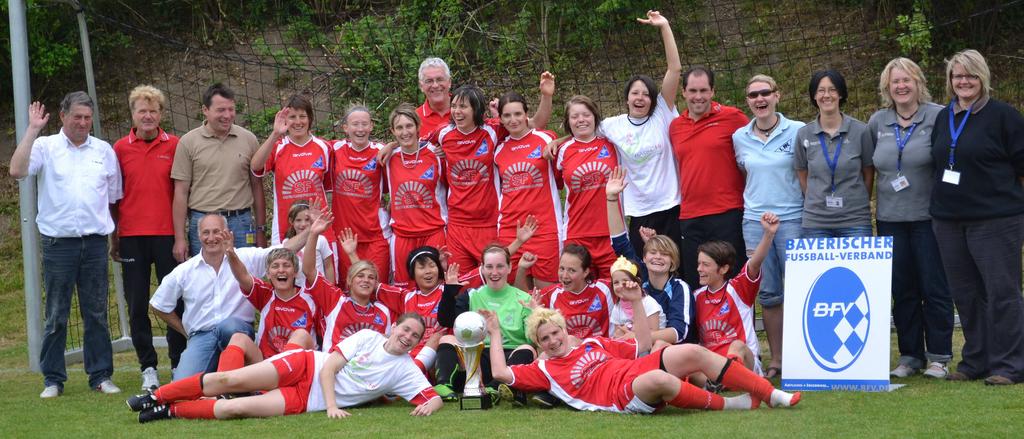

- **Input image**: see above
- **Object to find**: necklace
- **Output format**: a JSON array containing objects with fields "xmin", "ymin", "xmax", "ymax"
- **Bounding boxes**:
[
  {"xmin": 628, "ymin": 114, "xmax": 650, "ymax": 127},
  {"xmin": 755, "ymin": 115, "xmax": 779, "ymax": 135},
  {"xmin": 896, "ymin": 107, "xmax": 918, "ymax": 122},
  {"xmin": 399, "ymin": 146, "xmax": 420, "ymax": 169}
]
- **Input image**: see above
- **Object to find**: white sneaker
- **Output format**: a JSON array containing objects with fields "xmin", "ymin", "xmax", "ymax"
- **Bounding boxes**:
[
  {"xmin": 890, "ymin": 364, "xmax": 918, "ymax": 378},
  {"xmin": 141, "ymin": 367, "xmax": 160, "ymax": 391},
  {"xmin": 922, "ymin": 362, "xmax": 948, "ymax": 379},
  {"xmin": 95, "ymin": 379, "xmax": 122, "ymax": 394},
  {"xmin": 39, "ymin": 385, "xmax": 62, "ymax": 398}
]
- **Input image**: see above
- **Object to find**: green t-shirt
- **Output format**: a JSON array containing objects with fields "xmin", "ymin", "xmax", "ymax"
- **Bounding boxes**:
[{"xmin": 468, "ymin": 284, "xmax": 532, "ymax": 349}]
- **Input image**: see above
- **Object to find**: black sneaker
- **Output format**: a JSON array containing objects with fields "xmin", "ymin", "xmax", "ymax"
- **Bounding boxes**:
[
  {"xmin": 530, "ymin": 391, "xmax": 560, "ymax": 409},
  {"xmin": 126, "ymin": 392, "xmax": 158, "ymax": 412},
  {"xmin": 138, "ymin": 405, "xmax": 171, "ymax": 423},
  {"xmin": 485, "ymin": 386, "xmax": 501, "ymax": 406}
]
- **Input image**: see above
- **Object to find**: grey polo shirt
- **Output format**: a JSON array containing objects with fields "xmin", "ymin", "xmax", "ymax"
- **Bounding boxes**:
[
  {"xmin": 868, "ymin": 103, "xmax": 943, "ymax": 222},
  {"xmin": 794, "ymin": 114, "xmax": 874, "ymax": 229}
]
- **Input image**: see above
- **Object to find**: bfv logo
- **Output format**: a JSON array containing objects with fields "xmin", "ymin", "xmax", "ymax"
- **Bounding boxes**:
[{"xmin": 802, "ymin": 267, "xmax": 870, "ymax": 372}]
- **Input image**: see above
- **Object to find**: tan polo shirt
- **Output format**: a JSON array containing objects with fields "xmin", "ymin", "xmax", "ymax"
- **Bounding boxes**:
[{"xmin": 171, "ymin": 123, "xmax": 259, "ymax": 212}]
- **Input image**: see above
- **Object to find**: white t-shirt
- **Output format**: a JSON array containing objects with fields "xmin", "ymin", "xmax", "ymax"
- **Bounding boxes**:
[
  {"xmin": 291, "ymin": 235, "xmax": 333, "ymax": 286},
  {"xmin": 306, "ymin": 329, "xmax": 434, "ymax": 411},
  {"xmin": 599, "ymin": 95, "xmax": 680, "ymax": 217},
  {"xmin": 609, "ymin": 295, "xmax": 665, "ymax": 332}
]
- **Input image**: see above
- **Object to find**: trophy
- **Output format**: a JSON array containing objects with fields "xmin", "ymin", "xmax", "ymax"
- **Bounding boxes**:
[{"xmin": 453, "ymin": 311, "xmax": 491, "ymax": 410}]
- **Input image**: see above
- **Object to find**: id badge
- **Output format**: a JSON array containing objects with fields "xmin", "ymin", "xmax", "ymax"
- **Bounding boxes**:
[
  {"xmin": 942, "ymin": 169, "xmax": 961, "ymax": 185},
  {"xmin": 245, "ymin": 231, "xmax": 256, "ymax": 245},
  {"xmin": 890, "ymin": 175, "xmax": 910, "ymax": 192},
  {"xmin": 825, "ymin": 195, "xmax": 844, "ymax": 208}
]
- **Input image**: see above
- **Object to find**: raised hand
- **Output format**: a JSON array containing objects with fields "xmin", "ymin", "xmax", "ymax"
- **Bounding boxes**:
[
  {"xmin": 27, "ymin": 101, "xmax": 50, "ymax": 131},
  {"xmin": 518, "ymin": 251, "xmax": 538, "ymax": 270},
  {"xmin": 518, "ymin": 291, "xmax": 541, "ymax": 310},
  {"xmin": 761, "ymin": 211, "xmax": 780, "ymax": 234},
  {"xmin": 221, "ymin": 229, "xmax": 236, "ymax": 253},
  {"xmin": 539, "ymin": 71, "xmax": 555, "ymax": 97},
  {"xmin": 606, "ymin": 167, "xmax": 628, "ymax": 198},
  {"xmin": 639, "ymin": 226, "xmax": 657, "ymax": 243},
  {"xmin": 311, "ymin": 211, "xmax": 334, "ymax": 236},
  {"xmin": 516, "ymin": 215, "xmax": 538, "ymax": 243},
  {"xmin": 488, "ymin": 98, "xmax": 499, "ymax": 119},
  {"xmin": 338, "ymin": 227, "xmax": 357, "ymax": 255},
  {"xmin": 637, "ymin": 10, "xmax": 668, "ymax": 28},
  {"xmin": 273, "ymin": 107, "xmax": 292, "ymax": 137},
  {"xmin": 445, "ymin": 263, "xmax": 466, "ymax": 286},
  {"xmin": 478, "ymin": 309, "xmax": 500, "ymax": 334},
  {"xmin": 617, "ymin": 280, "xmax": 644, "ymax": 303}
]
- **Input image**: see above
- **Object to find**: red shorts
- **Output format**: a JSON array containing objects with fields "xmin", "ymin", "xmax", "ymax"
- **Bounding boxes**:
[
  {"xmin": 271, "ymin": 350, "xmax": 317, "ymax": 415},
  {"xmin": 338, "ymin": 238, "xmax": 391, "ymax": 289},
  {"xmin": 502, "ymin": 232, "xmax": 560, "ymax": 284},
  {"xmin": 615, "ymin": 350, "xmax": 665, "ymax": 411},
  {"xmin": 566, "ymin": 235, "xmax": 616, "ymax": 279},
  {"xmin": 447, "ymin": 224, "xmax": 497, "ymax": 275},
  {"xmin": 390, "ymin": 229, "xmax": 447, "ymax": 288}
]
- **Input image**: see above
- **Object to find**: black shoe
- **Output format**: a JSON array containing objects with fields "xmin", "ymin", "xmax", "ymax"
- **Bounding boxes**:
[
  {"xmin": 704, "ymin": 380, "xmax": 724, "ymax": 394},
  {"xmin": 126, "ymin": 392, "xmax": 158, "ymax": 412},
  {"xmin": 498, "ymin": 383, "xmax": 528, "ymax": 407},
  {"xmin": 138, "ymin": 405, "xmax": 171, "ymax": 423},
  {"xmin": 530, "ymin": 391, "xmax": 560, "ymax": 409}
]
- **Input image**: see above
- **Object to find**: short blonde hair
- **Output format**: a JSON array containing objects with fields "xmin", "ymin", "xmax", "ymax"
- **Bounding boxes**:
[
  {"xmin": 944, "ymin": 49, "xmax": 991, "ymax": 102},
  {"xmin": 128, "ymin": 85, "xmax": 167, "ymax": 112},
  {"xmin": 346, "ymin": 260, "xmax": 379, "ymax": 287},
  {"xmin": 525, "ymin": 307, "xmax": 566, "ymax": 346},
  {"xmin": 747, "ymin": 74, "xmax": 778, "ymax": 92},
  {"xmin": 878, "ymin": 57, "xmax": 932, "ymax": 108},
  {"xmin": 644, "ymin": 235, "xmax": 680, "ymax": 272}
]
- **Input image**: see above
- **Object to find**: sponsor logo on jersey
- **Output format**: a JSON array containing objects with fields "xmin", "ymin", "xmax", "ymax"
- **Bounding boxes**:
[
  {"xmin": 475, "ymin": 140, "xmax": 489, "ymax": 156},
  {"xmin": 570, "ymin": 350, "xmax": 608, "ymax": 388},
  {"xmin": 569, "ymin": 161, "xmax": 612, "ymax": 192},
  {"xmin": 311, "ymin": 156, "xmax": 325, "ymax": 169},
  {"xmin": 526, "ymin": 146, "xmax": 542, "ymax": 159},
  {"xmin": 803, "ymin": 267, "xmax": 870, "ymax": 372},
  {"xmin": 449, "ymin": 159, "xmax": 490, "ymax": 187},
  {"xmin": 500, "ymin": 162, "xmax": 543, "ymax": 193},
  {"xmin": 282, "ymin": 169, "xmax": 322, "ymax": 200},
  {"xmin": 393, "ymin": 181, "xmax": 433, "ymax": 210},
  {"xmin": 334, "ymin": 169, "xmax": 374, "ymax": 198},
  {"xmin": 511, "ymin": 143, "xmax": 533, "ymax": 152},
  {"xmin": 569, "ymin": 297, "xmax": 589, "ymax": 306},
  {"xmin": 362, "ymin": 158, "xmax": 378, "ymax": 171},
  {"xmin": 596, "ymin": 145, "xmax": 610, "ymax": 159},
  {"xmin": 567, "ymin": 314, "xmax": 602, "ymax": 339},
  {"xmin": 587, "ymin": 296, "xmax": 603, "ymax": 312},
  {"xmin": 291, "ymin": 312, "xmax": 308, "ymax": 328},
  {"xmin": 374, "ymin": 314, "xmax": 384, "ymax": 325},
  {"xmin": 718, "ymin": 301, "xmax": 730, "ymax": 316},
  {"xmin": 292, "ymin": 152, "xmax": 314, "ymax": 157},
  {"xmin": 699, "ymin": 318, "xmax": 738, "ymax": 351},
  {"xmin": 268, "ymin": 325, "xmax": 293, "ymax": 352},
  {"xmin": 156, "ymin": 154, "xmax": 173, "ymax": 161},
  {"xmin": 420, "ymin": 165, "xmax": 436, "ymax": 180}
]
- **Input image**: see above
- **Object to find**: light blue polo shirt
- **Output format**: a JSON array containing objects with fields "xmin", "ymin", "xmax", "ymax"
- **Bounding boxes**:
[{"xmin": 733, "ymin": 113, "xmax": 805, "ymax": 221}]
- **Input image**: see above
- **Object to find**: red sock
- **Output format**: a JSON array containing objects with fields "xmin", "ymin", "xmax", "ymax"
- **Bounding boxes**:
[
  {"xmin": 719, "ymin": 361, "xmax": 774, "ymax": 402},
  {"xmin": 217, "ymin": 345, "xmax": 246, "ymax": 372},
  {"xmin": 154, "ymin": 373, "xmax": 205, "ymax": 403},
  {"xmin": 668, "ymin": 380, "xmax": 724, "ymax": 410},
  {"xmin": 170, "ymin": 399, "xmax": 217, "ymax": 419},
  {"xmin": 283, "ymin": 343, "xmax": 304, "ymax": 352}
]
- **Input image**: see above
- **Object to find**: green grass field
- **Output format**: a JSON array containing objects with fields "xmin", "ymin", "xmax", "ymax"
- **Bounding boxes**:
[{"xmin": 0, "ymin": 170, "xmax": 1022, "ymax": 438}]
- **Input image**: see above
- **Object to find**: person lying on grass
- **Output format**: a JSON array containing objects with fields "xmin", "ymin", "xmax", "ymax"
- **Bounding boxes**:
[
  {"xmin": 126, "ymin": 313, "xmax": 442, "ymax": 422},
  {"xmin": 481, "ymin": 285, "xmax": 801, "ymax": 413}
]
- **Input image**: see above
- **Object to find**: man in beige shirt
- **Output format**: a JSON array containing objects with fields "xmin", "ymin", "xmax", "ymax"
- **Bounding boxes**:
[{"xmin": 171, "ymin": 83, "xmax": 267, "ymax": 260}]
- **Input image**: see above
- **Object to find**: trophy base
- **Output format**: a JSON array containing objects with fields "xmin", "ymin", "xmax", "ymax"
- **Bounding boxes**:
[{"xmin": 459, "ymin": 394, "xmax": 492, "ymax": 410}]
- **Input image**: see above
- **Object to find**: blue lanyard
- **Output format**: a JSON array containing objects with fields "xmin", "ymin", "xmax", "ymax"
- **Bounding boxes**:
[
  {"xmin": 892, "ymin": 122, "xmax": 918, "ymax": 173},
  {"xmin": 947, "ymin": 100, "xmax": 973, "ymax": 169},
  {"xmin": 817, "ymin": 132, "xmax": 844, "ymax": 193}
]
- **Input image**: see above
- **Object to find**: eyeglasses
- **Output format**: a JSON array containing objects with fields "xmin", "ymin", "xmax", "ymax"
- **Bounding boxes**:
[
  {"xmin": 816, "ymin": 88, "xmax": 839, "ymax": 97},
  {"xmin": 952, "ymin": 74, "xmax": 980, "ymax": 82},
  {"xmin": 420, "ymin": 78, "xmax": 449, "ymax": 86},
  {"xmin": 746, "ymin": 89, "xmax": 775, "ymax": 99}
]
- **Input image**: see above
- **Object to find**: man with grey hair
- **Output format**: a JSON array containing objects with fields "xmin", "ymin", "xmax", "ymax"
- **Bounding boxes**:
[
  {"xmin": 416, "ymin": 57, "xmax": 453, "ymax": 138},
  {"xmin": 10, "ymin": 91, "xmax": 124, "ymax": 398}
]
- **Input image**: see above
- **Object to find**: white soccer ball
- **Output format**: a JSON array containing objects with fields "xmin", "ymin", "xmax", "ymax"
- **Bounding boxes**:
[{"xmin": 453, "ymin": 311, "xmax": 487, "ymax": 347}]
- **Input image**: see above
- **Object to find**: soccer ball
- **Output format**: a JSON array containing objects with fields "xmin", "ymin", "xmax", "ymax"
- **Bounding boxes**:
[{"xmin": 453, "ymin": 311, "xmax": 487, "ymax": 347}]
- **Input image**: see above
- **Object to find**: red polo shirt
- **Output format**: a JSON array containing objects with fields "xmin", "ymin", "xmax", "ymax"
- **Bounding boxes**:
[
  {"xmin": 418, "ymin": 100, "xmax": 451, "ymax": 140},
  {"xmin": 669, "ymin": 102, "xmax": 748, "ymax": 219},
  {"xmin": 112, "ymin": 128, "xmax": 178, "ymax": 236}
]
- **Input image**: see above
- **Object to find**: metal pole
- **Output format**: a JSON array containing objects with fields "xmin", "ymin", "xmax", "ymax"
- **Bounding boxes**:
[
  {"xmin": 74, "ymin": 2, "xmax": 131, "ymax": 340},
  {"xmin": 9, "ymin": 0, "xmax": 42, "ymax": 372}
]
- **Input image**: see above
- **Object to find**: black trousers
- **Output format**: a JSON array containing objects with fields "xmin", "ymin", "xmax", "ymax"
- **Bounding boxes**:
[
  {"xmin": 119, "ymin": 236, "xmax": 186, "ymax": 370},
  {"xmin": 678, "ymin": 208, "xmax": 747, "ymax": 288},
  {"xmin": 628, "ymin": 205, "xmax": 684, "ymax": 276}
]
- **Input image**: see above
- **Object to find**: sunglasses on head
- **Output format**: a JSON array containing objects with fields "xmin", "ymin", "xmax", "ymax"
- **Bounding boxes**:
[{"xmin": 746, "ymin": 89, "xmax": 775, "ymax": 99}]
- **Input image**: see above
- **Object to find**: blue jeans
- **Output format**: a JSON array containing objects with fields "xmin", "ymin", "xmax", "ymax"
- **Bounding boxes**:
[
  {"xmin": 742, "ymin": 218, "xmax": 802, "ymax": 307},
  {"xmin": 877, "ymin": 220, "xmax": 954, "ymax": 367},
  {"xmin": 39, "ymin": 235, "xmax": 113, "ymax": 389},
  {"xmin": 801, "ymin": 225, "xmax": 874, "ymax": 238},
  {"xmin": 187, "ymin": 210, "xmax": 254, "ymax": 257},
  {"xmin": 172, "ymin": 317, "xmax": 254, "ymax": 381}
]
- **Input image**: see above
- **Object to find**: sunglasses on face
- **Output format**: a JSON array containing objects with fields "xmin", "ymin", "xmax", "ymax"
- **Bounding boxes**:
[{"xmin": 746, "ymin": 89, "xmax": 775, "ymax": 99}]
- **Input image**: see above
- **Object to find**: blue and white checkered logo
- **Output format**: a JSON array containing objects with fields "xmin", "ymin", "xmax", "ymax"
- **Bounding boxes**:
[{"xmin": 802, "ymin": 267, "xmax": 870, "ymax": 372}]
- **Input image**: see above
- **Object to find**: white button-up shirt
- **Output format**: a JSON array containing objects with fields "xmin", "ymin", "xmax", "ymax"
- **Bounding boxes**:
[
  {"xmin": 22, "ymin": 129, "xmax": 123, "ymax": 237},
  {"xmin": 151, "ymin": 247, "xmax": 274, "ymax": 335}
]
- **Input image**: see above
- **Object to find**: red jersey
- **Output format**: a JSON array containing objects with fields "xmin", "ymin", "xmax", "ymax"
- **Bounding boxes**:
[
  {"xmin": 494, "ymin": 129, "xmax": 563, "ymax": 239},
  {"xmin": 253, "ymin": 135, "xmax": 332, "ymax": 244},
  {"xmin": 556, "ymin": 137, "xmax": 619, "ymax": 239},
  {"xmin": 428, "ymin": 121, "xmax": 506, "ymax": 225},
  {"xmin": 384, "ymin": 143, "xmax": 448, "ymax": 237},
  {"xmin": 540, "ymin": 280, "xmax": 614, "ymax": 339},
  {"xmin": 669, "ymin": 102, "xmax": 748, "ymax": 219},
  {"xmin": 244, "ymin": 277, "xmax": 333, "ymax": 358},
  {"xmin": 321, "ymin": 291, "xmax": 393, "ymax": 352},
  {"xmin": 330, "ymin": 140, "xmax": 388, "ymax": 241},
  {"xmin": 693, "ymin": 264, "xmax": 760, "ymax": 358},
  {"xmin": 509, "ymin": 337, "xmax": 646, "ymax": 412},
  {"xmin": 112, "ymin": 128, "xmax": 178, "ymax": 236},
  {"xmin": 376, "ymin": 283, "xmax": 448, "ymax": 354},
  {"xmin": 418, "ymin": 100, "xmax": 451, "ymax": 140}
]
